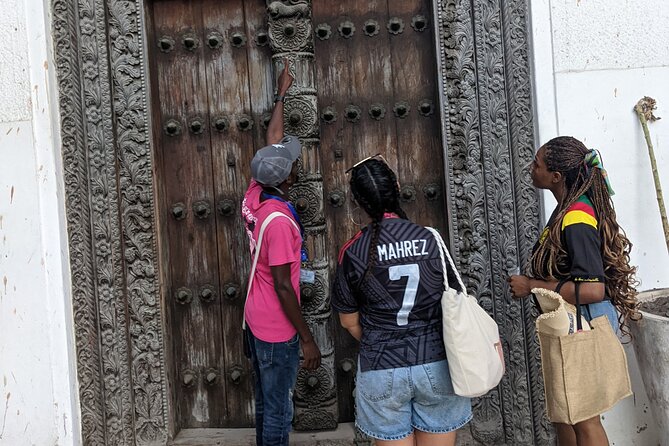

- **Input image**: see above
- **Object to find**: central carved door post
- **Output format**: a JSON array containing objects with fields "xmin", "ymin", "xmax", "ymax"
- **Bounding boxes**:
[{"xmin": 267, "ymin": 0, "xmax": 338, "ymax": 430}]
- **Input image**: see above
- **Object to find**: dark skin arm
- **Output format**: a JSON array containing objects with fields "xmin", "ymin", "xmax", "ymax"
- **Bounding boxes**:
[
  {"xmin": 264, "ymin": 60, "xmax": 320, "ymax": 369},
  {"xmin": 266, "ymin": 59, "xmax": 293, "ymax": 145},
  {"xmin": 508, "ymin": 275, "xmax": 605, "ymax": 305},
  {"xmin": 270, "ymin": 263, "xmax": 322, "ymax": 370}
]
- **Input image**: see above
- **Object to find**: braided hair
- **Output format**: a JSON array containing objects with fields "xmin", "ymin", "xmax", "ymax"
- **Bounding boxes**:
[
  {"xmin": 530, "ymin": 136, "xmax": 639, "ymax": 336},
  {"xmin": 349, "ymin": 159, "xmax": 408, "ymax": 282}
]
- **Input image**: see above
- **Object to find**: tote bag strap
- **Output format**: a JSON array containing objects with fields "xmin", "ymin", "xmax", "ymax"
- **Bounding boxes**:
[
  {"xmin": 242, "ymin": 211, "xmax": 299, "ymax": 329},
  {"xmin": 426, "ymin": 227, "xmax": 467, "ymax": 294},
  {"xmin": 574, "ymin": 282, "xmax": 584, "ymax": 332},
  {"xmin": 557, "ymin": 279, "xmax": 585, "ymax": 332}
]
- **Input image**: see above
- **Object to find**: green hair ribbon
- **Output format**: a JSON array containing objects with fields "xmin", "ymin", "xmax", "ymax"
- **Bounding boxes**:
[{"xmin": 584, "ymin": 149, "xmax": 615, "ymax": 196}]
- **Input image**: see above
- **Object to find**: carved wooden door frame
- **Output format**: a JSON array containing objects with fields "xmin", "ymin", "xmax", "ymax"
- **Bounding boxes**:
[{"xmin": 51, "ymin": 0, "xmax": 551, "ymax": 444}]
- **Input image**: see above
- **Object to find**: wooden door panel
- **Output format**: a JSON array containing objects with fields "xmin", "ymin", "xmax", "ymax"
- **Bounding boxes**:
[
  {"xmin": 151, "ymin": 0, "xmax": 276, "ymax": 429},
  {"xmin": 151, "ymin": 0, "xmax": 446, "ymax": 429},
  {"xmin": 313, "ymin": 1, "xmax": 401, "ymax": 422},
  {"xmin": 313, "ymin": 0, "xmax": 446, "ymax": 422},
  {"xmin": 151, "ymin": 0, "xmax": 227, "ymax": 428},
  {"xmin": 201, "ymin": 0, "xmax": 256, "ymax": 427},
  {"xmin": 201, "ymin": 0, "xmax": 271, "ymax": 427},
  {"xmin": 386, "ymin": 2, "xmax": 446, "ymax": 229}
]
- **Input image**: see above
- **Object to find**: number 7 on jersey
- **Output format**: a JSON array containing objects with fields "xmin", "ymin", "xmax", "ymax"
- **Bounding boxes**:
[{"xmin": 389, "ymin": 264, "xmax": 420, "ymax": 326}]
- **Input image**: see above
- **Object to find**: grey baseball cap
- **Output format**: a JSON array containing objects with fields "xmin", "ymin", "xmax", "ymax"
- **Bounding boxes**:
[
  {"xmin": 277, "ymin": 135, "xmax": 301, "ymax": 161},
  {"xmin": 251, "ymin": 135, "xmax": 301, "ymax": 187}
]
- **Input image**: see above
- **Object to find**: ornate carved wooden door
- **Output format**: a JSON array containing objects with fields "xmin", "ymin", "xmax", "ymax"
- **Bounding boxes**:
[
  {"xmin": 57, "ymin": 0, "xmax": 547, "ymax": 442},
  {"xmin": 312, "ymin": 1, "xmax": 449, "ymax": 421}
]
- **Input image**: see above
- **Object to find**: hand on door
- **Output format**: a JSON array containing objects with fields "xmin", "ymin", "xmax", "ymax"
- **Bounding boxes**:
[
  {"xmin": 300, "ymin": 337, "xmax": 321, "ymax": 370},
  {"xmin": 508, "ymin": 274, "xmax": 532, "ymax": 298},
  {"xmin": 277, "ymin": 58, "xmax": 293, "ymax": 96},
  {"xmin": 266, "ymin": 59, "xmax": 293, "ymax": 144}
]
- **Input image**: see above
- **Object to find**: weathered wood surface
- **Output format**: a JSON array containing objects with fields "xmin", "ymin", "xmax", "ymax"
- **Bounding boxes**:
[{"xmin": 149, "ymin": 0, "xmax": 272, "ymax": 428}]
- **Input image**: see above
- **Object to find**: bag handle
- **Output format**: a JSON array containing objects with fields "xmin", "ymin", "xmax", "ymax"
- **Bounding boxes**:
[
  {"xmin": 555, "ymin": 279, "xmax": 585, "ymax": 331},
  {"xmin": 555, "ymin": 279, "xmax": 569, "ymax": 294},
  {"xmin": 575, "ymin": 282, "xmax": 583, "ymax": 332},
  {"xmin": 242, "ymin": 211, "xmax": 299, "ymax": 329},
  {"xmin": 426, "ymin": 227, "xmax": 466, "ymax": 294}
]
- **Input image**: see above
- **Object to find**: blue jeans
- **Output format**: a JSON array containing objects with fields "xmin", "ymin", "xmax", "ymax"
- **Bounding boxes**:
[
  {"xmin": 246, "ymin": 329, "xmax": 300, "ymax": 446},
  {"xmin": 581, "ymin": 300, "xmax": 620, "ymax": 333}
]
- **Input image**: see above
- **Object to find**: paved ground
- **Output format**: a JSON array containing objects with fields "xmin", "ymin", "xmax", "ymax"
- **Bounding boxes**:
[
  {"xmin": 171, "ymin": 423, "xmax": 480, "ymax": 445},
  {"xmin": 171, "ymin": 423, "xmax": 365, "ymax": 445}
]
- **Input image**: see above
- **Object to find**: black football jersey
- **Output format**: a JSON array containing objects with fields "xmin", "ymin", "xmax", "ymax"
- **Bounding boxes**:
[{"xmin": 332, "ymin": 218, "xmax": 461, "ymax": 372}]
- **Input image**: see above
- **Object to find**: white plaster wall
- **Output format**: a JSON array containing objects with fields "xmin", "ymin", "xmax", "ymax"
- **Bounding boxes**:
[
  {"xmin": 0, "ymin": 1, "xmax": 30, "ymax": 122},
  {"xmin": 551, "ymin": 0, "xmax": 669, "ymax": 72},
  {"xmin": 0, "ymin": 0, "xmax": 80, "ymax": 445},
  {"xmin": 532, "ymin": 0, "xmax": 669, "ymax": 443}
]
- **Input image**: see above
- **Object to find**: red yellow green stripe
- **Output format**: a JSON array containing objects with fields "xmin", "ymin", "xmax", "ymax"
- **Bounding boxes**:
[{"xmin": 562, "ymin": 196, "xmax": 598, "ymax": 230}]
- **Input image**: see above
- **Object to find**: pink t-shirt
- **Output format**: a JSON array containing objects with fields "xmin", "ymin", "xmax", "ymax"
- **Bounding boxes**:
[{"xmin": 241, "ymin": 180, "xmax": 302, "ymax": 342}]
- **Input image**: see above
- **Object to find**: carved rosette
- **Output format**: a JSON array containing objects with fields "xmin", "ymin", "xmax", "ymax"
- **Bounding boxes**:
[
  {"xmin": 299, "ymin": 267, "xmax": 329, "ymax": 314},
  {"xmin": 289, "ymin": 181, "xmax": 325, "ymax": 226},
  {"xmin": 284, "ymin": 95, "xmax": 319, "ymax": 137},
  {"xmin": 294, "ymin": 364, "xmax": 336, "ymax": 402},
  {"xmin": 267, "ymin": 0, "xmax": 338, "ymax": 431},
  {"xmin": 268, "ymin": 17, "xmax": 313, "ymax": 53}
]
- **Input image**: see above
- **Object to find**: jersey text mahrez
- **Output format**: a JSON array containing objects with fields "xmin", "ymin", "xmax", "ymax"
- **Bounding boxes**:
[{"xmin": 377, "ymin": 239, "xmax": 429, "ymax": 261}]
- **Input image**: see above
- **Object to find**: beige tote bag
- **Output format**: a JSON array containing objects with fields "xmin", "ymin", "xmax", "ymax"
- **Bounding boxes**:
[
  {"xmin": 427, "ymin": 228, "xmax": 505, "ymax": 398},
  {"xmin": 535, "ymin": 284, "xmax": 632, "ymax": 424}
]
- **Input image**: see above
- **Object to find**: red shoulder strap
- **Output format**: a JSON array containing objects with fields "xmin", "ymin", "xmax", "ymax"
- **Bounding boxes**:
[{"xmin": 338, "ymin": 230, "xmax": 363, "ymax": 264}]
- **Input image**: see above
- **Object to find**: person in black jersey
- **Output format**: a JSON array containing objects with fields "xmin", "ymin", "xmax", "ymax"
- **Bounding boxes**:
[
  {"xmin": 509, "ymin": 137, "xmax": 639, "ymax": 446},
  {"xmin": 332, "ymin": 156, "xmax": 472, "ymax": 446}
]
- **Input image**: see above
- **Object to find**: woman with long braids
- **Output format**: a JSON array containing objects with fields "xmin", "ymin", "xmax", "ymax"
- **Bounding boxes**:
[
  {"xmin": 332, "ymin": 156, "xmax": 472, "ymax": 446},
  {"xmin": 509, "ymin": 136, "xmax": 638, "ymax": 446}
]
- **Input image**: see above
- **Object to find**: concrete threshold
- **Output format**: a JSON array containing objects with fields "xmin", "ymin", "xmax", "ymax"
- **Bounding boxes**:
[{"xmin": 171, "ymin": 423, "xmax": 362, "ymax": 445}]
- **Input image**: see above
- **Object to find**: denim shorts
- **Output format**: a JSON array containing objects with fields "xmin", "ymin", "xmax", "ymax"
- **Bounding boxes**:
[
  {"xmin": 581, "ymin": 300, "xmax": 619, "ymax": 333},
  {"xmin": 355, "ymin": 359, "xmax": 473, "ymax": 441}
]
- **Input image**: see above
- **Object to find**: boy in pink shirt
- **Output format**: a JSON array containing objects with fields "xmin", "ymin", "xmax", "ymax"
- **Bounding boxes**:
[
  {"xmin": 242, "ymin": 177, "xmax": 303, "ymax": 342},
  {"xmin": 241, "ymin": 62, "xmax": 320, "ymax": 446}
]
